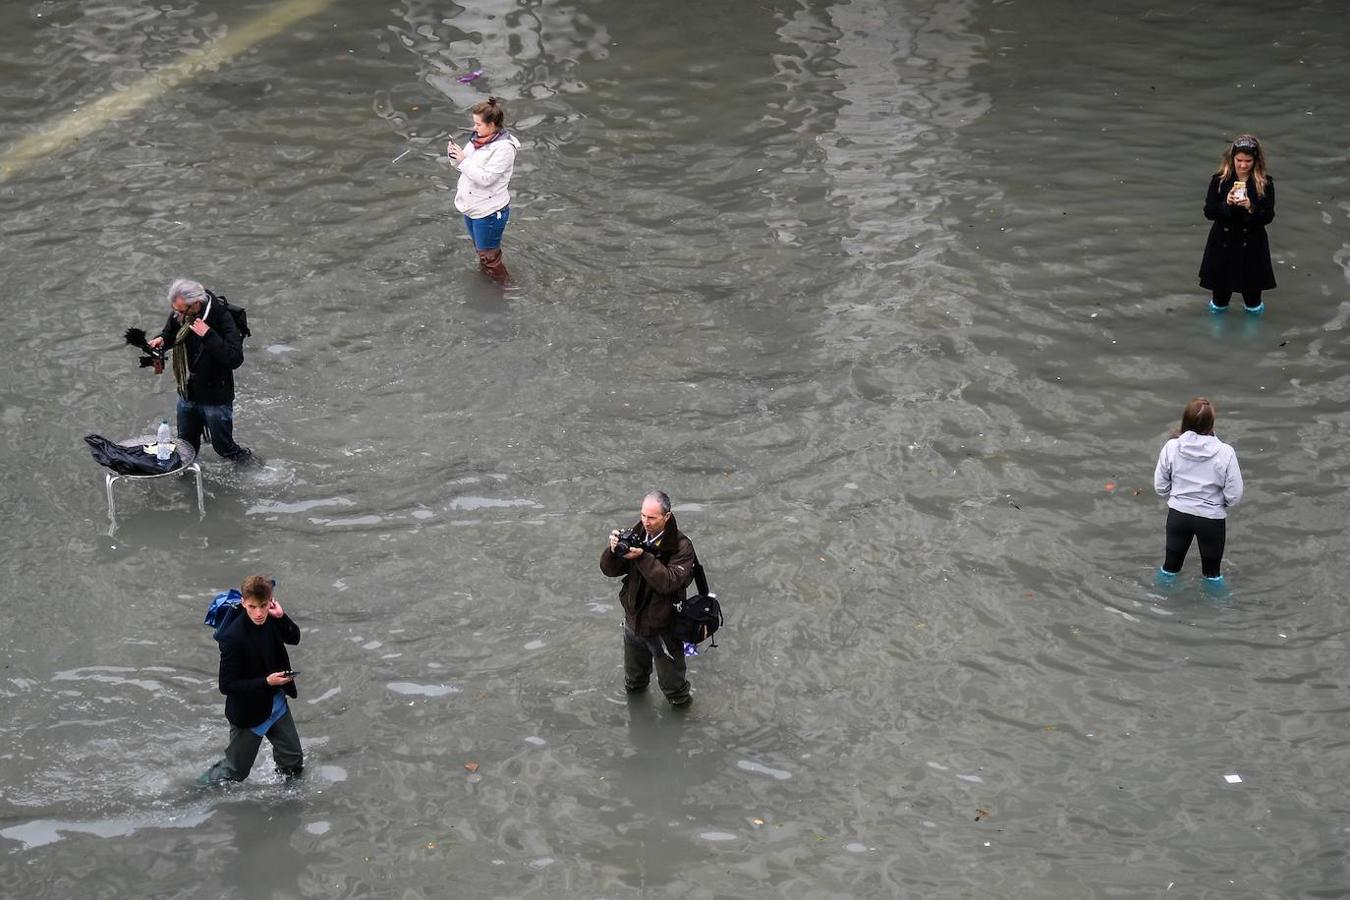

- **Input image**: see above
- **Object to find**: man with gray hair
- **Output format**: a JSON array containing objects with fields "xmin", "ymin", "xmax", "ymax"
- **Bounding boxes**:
[
  {"xmin": 146, "ymin": 278, "xmax": 252, "ymax": 462},
  {"xmin": 600, "ymin": 490, "xmax": 696, "ymax": 707}
]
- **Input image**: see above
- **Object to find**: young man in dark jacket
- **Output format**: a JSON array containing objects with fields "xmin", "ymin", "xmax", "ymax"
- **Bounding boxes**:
[
  {"xmin": 146, "ymin": 277, "xmax": 251, "ymax": 462},
  {"xmin": 600, "ymin": 490, "xmax": 696, "ymax": 707},
  {"xmin": 201, "ymin": 576, "xmax": 303, "ymax": 784}
]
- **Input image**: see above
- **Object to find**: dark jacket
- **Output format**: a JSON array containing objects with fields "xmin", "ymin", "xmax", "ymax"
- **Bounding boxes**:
[
  {"xmin": 216, "ymin": 610, "xmax": 299, "ymax": 729},
  {"xmin": 1198, "ymin": 173, "xmax": 1276, "ymax": 293},
  {"xmin": 600, "ymin": 514, "xmax": 696, "ymax": 637},
  {"xmin": 157, "ymin": 295, "xmax": 245, "ymax": 404}
]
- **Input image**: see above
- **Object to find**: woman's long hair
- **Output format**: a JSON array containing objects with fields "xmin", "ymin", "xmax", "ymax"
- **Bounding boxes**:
[
  {"xmin": 1215, "ymin": 133, "xmax": 1270, "ymax": 198},
  {"xmin": 1173, "ymin": 396, "xmax": 1216, "ymax": 438}
]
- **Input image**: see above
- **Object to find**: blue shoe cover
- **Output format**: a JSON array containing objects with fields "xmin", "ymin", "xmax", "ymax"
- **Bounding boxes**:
[
  {"xmin": 1201, "ymin": 574, "xmax": 1231, "ymax": 603},
  {"xmin": 1209, "ymin": 301, "xmax": 1229, "ymax": 313},
  {"xmin": 1156, "ymin": 567, "xmax": 1179, "ymax": 583},
  {"xmin": 1243, "ymin": 302, "xmax": 1265, "ymax": 315}
]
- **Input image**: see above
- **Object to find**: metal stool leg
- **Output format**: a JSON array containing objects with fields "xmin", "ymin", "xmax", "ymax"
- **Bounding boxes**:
[
  {"xmin": 189, "ymin": 463, "xmax": 205, "ymax": 517},
  {"xmin": 105, "ymin": 473, "xmax": 118, "ymax": 524}
]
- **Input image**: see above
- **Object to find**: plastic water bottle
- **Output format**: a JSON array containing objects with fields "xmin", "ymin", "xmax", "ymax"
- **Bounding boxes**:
[{"xmin": 156, "ymin": 419, "xmax": 172, "ymax": 461}]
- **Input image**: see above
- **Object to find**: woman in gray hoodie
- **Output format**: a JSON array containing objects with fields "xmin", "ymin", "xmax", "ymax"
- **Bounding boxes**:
[{"xmin": 1154, "ymin": 397, "xmax": 1244, "ymax": 585}]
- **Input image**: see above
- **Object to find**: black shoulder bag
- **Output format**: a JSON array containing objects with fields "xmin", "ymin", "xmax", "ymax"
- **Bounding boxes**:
[{"xmin": 671, "ymin": 558, "xmax": 723, "ymax": 647}]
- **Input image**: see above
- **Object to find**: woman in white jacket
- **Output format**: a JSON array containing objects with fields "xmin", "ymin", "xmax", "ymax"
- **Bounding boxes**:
[
  {"xmin": 1154, "ymin": 397, "xmax": 1244, "ymax": 586},
  {"xmin": 447, "ymin": 97, "xmax": 520, "ymax": 282}
]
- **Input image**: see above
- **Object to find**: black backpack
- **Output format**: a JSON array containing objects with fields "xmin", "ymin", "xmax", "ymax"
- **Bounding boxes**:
[
  {"xmin": 207, "ymin": 290, "xmax": 250, "ymax": 340},
  {"xmin": 671, "ymin": 559, "xmax": 723, "ymax": 647}
]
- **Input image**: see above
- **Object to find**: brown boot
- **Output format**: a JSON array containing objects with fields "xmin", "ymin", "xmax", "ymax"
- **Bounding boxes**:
[{"xmin": 476, "ymin": 248, "xmax": 510, "ymax": 284}]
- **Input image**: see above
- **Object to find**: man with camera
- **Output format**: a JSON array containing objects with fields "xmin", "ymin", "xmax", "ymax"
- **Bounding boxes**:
[
  {"xmin": 600, "ymin": 490, "xmax": 696, "ymax": 707},
  {"xmin": 145, "ymin": 277, "xmax": 252, "ymax": 463}
]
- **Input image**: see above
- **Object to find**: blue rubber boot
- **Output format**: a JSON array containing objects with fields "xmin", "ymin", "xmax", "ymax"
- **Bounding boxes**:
[
  {"xmin": 1209, "ymin": 301, "xmax": 1229, "ymax": 314},
  {"xmin": 1202, "ymin": 574, "xmax": 1228, "ymax": 599},
  {"xmin": 1243, "ymin": 302, "xmax": 1265, "ymax": 315}
]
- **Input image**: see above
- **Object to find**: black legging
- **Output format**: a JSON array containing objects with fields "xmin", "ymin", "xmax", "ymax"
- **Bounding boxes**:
[
  {"xmin": 1162, "ymin": 508, "xmax": 1226, "ymax": 578},
  {"xmin": 1212, "ymin": 288, "xmax": 1262, "ymax": 309}
]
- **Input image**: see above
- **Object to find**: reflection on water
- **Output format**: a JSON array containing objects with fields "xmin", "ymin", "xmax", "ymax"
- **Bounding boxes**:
[
  {"xmin": 0, "ymin": 804, "xmax": 215, "ymax": 851},
  {"xmin": 3, "ymin": 0, "xmax": 1350, "ymax": 896}
]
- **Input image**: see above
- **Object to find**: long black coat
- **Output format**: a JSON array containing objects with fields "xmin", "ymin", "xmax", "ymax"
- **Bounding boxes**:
[
  {"xmin": 1198, "ymin": 173, "xmax": 1276, "ymax": 293},
  {"xmin": 217, "ymin": 610, "xmax": 300, "ymax": 729},
  {"xmin": 156, "ymin": 295, "xmax": 245, "ymax": 405}
]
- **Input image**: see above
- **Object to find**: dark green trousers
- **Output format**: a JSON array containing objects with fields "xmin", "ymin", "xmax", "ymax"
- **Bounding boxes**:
[
  {"xmin": 205, "ymin": 709, "xmax": 304, "ymax": 783},
  {"xmin": 623, "ymin": 626, "xmax": 691, "ymax": 706}
]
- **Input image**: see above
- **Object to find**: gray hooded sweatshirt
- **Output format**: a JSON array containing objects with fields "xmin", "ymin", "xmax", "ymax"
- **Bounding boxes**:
[{"xmin": 1154, "ymin": 431, "xmax": 1243, "ymax": 519}]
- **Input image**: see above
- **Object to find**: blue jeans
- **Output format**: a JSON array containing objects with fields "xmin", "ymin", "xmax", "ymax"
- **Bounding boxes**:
[
  {"xmin": 463, "ymin": 205, "xmax": 509, "ymax": 250},
  {"xmin": 177, "ymin": 397, "xmax": 251, "ymax": 461}
]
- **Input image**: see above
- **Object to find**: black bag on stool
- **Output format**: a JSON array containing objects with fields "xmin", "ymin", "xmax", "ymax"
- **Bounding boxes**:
[{"xmin": 85, "ymin": 434, "xmax": 181, "ymax": 475}]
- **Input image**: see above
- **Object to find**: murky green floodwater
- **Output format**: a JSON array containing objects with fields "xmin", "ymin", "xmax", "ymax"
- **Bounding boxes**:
[{"xmin": 2, "ymin": 1, "xmax": 1350, "ymax": 896}]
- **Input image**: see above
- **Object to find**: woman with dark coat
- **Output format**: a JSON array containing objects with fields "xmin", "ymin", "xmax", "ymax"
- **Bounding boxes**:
[{"xmin": 1198, "ymin": 134, "xmax": 1276, "ymax": 314}]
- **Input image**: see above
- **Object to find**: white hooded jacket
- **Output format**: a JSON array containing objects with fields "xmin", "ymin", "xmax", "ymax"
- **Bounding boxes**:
[
  {"xmin": 1154, "ymin": 431, "xmax": 1243, "ymax": 519},
  {"xmin": 452, "ymin": 131, "xmax": 520, "ymax": 219}
]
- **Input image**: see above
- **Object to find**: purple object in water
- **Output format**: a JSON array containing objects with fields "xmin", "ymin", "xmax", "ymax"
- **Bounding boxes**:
[{"xmin": 456, "ymin": 69, "xmax": 485, "ymax": 84}]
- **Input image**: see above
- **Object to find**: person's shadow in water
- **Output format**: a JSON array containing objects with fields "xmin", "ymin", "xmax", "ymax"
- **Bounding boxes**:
[
  {"xmin": 603, "ymin": 697, "xmax": 706, "ymax": 890},
  {"xmin": 213, "ymin": 797, "xmax": 307, "ymax": 898}
]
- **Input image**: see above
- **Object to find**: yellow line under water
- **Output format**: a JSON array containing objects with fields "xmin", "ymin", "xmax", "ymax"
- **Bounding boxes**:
[{"xmin": 0, "ymin": 0, "xmax": 336, "ymax": 184}]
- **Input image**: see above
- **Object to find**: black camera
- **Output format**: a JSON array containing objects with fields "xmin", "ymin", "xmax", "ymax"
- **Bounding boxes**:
[
  {"xmin": 125, "ymin": 327, "xmax": 166, "ymax": 374},
  {"xmin": 613, "ymin": 528, "xmax": 647, "ymax": 555},
  {"xmin": 138, "ymin": 349, "xmax": 166, "ymax": 372}
]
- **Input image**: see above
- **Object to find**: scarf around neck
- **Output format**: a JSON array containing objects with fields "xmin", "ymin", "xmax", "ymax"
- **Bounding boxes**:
[
  {"xmin": 471, "ymin": 128, "xmax": 508, "ymax": 150},
  {"xmin": 171, "ymin": 313, "xmax": 196, "ymax": 399},
  {"xmin": 171, "ymin": 296, "xmax": 214, "ymax": 398}
]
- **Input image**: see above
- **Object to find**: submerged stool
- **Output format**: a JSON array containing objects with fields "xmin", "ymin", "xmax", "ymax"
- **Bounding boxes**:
[{"xmin": 104, "ymin": 434, "xmax": 205, "ymax": 525}]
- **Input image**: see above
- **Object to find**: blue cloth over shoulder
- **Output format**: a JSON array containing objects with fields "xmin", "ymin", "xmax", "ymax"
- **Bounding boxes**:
[{"xmin": 204, "ymin": 589, "xmax": 243, "ymax": 639}]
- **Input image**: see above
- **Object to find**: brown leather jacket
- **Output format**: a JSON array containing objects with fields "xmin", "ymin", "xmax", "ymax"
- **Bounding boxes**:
[{"xmin": 599, "ymin": 514, "xmax": 696, "ymax": 637}]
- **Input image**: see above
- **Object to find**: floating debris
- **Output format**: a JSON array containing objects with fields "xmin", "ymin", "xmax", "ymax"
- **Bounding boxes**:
[
  {"xmin": 391, "ymin": 148, "xmax": 411, "ymax": 164},
  {"xmin": 737, "ymin": 760, "xmax": 792, "ymax": 781},
  {"xmin": 456, "ymin": 69, "xmax": 485, "ymax": 84},
  {"xmin": 387, "ymin": 682, "xmax": 459, "ymax": 697}
]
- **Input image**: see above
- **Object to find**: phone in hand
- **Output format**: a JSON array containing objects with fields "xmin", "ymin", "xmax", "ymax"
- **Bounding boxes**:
[{"xmin": 282, "ymin": 670, "xmax": 300, "ymax": 678}]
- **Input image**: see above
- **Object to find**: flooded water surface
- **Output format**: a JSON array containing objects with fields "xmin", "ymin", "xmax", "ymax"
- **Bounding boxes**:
[{"xmin": 3, "ymin": 0, "xmax": 1350, "ymax": 896}]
